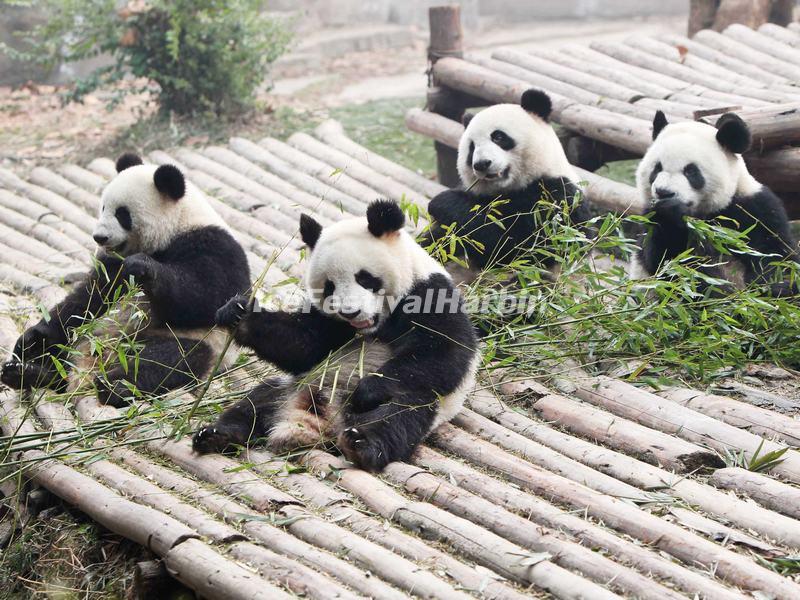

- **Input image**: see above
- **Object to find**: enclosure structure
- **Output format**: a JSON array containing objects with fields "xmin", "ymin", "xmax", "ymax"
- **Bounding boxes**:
[
  {"xmin": 2, "ymin": 121, "xmax": 800, "ymax": 598},
  {"xmin": 412, "ymin": 6, "xmax": 800, "ymax": 215}
]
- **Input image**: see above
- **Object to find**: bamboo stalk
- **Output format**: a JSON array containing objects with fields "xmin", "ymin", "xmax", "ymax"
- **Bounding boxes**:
[
  {"xmin": 301, "ymin": 450, "xmax": 620, "ymax": 600},
  {"xmin": 383, "ymin": 461, "xmax": 683, "ymax": 600},
  {"xmin": 314, "ymin": 120, "xmax": 445, "ymax": 199},
  {"xmin": 658, "ymin": 387, "xmax": 800, "ymax": 447},
  {"xmin": 415, "ymin": 447, "xmax": 747, "ymax": 600},
  {"xmin": 571, "ymin": 376, "xmax": 800, "ymax": 483},
  {"xmin": 431, "ymin": 422, "xmax": 800, "ymax": 598},
  {"xmin": 470, "ymin": 388, "xmax": 800, "ymax": 548},
  {"xmin": 711, "ymin": 467, "xmax": 800, "ymax": 520}
]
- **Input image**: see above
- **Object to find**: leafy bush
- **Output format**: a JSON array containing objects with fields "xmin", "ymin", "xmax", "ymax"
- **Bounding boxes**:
[{"xmin": 3, "ymin": 0, "xmax": 291, "ymax": 115}]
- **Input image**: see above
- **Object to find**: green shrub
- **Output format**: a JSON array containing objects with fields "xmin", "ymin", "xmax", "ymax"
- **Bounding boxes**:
[{"xmin": 3, "ymin": 0, "xmax": 291, "ymax": 115}]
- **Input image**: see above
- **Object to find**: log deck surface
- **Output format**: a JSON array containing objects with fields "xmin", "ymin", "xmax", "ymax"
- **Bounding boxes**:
[
  {"xmin": 2, "ymin": 122, "xmax": 800, "ymax": 599},
  {"xmin": 421, "ymin": 22, "xmax": 800, "ymax": 216}
]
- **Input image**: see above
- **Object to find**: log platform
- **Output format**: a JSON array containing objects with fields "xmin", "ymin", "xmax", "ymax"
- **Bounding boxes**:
[
  {"xmin": 416, "ymin": 6, "xmax": 800, "ymax": 217},
  {"xmin": 2, "ymin": 122, "xmax": 800, "ymax": 598}
]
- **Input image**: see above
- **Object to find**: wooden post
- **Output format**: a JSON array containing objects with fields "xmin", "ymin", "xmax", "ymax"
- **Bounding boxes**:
[
  {"xmin": 689, "ymin": 0, "xmax": 719, "ymax": 36},
  {"xmin": 769, "ymin": 0, "xmax": 796, "ymax": 25},
  {"xmin": 428, "ymin": 5, "xmax": 467, "ymax": 188}
]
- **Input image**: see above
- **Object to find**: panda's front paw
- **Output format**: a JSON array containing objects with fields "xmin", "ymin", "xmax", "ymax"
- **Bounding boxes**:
[
  {"xmin": 350, "ymin": 375, "xmax": 395, "ymax": 413},
  {"xmin": 339, "ymin": 425, "xmax": 391, "ymax": 471},
  {"xmin": 192, "ymin": 425, "xmax": 237, "ymax": 455},
  {"xmin": 215, "ymin": 295, "xmax": 251, "ymax": 329},
  {"xmin": 122, "ymin": 253, "xmax": 157, "ymax": 284},
  {"xmin": 653, "ymin": 197, "xmax": 688, "ymax": 224},
  {"xmin": 95, "ymin": 375, "xmax": 135, "ymax": 407},
  {"xmin": 1, "ymin": 360, "xmax": 35, "ymax": 390}
]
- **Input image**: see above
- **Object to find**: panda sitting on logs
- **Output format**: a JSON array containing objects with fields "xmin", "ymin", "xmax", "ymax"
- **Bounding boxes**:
[
  {"xmin": 193, "ymin": 200, "xmax": 479, "ymax": 471},
  {"xmin": 634, "ymin": 111, "xmax": 799, "ymax": 295},
  {"xmin": 1, "ymin": 154, "xmax": 250, "ymax": 405},
  {"xmin": 426, "ymin": 88, "xmax": 591, "ymax": 279}
]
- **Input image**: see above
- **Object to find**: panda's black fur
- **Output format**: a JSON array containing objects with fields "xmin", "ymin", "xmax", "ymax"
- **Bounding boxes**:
[
  {"xmin": 636, "ymin": 111, "xmax": 799, "ymax": 296},
  {"xmin": 426, "ymin": 88, "xmax": 590, "ymax": 274},
  {"xmin": 193, "ymin": 200, "xmax": 479, "ymax": 472},
  {"xmin": 1, "ymin": 154, "xmax": 250, "ymax": 405}
]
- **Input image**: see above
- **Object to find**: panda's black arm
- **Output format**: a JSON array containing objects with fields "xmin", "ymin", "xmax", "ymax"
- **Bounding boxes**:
[
  {"xmin": 143, "ymin": 227, "xmax": 250, "ymax": 328},
  {"xmin": 13, "ymin": 254, "xmax": 125, "ymax": 356},
  {"xmin": 639, "ymin": 200, "xmax": 691, "ymax": 276},
  {"xmin": 424, "ymin": 189, "xmax": 483, "ymax": 253},
  {"xmin": 233, "ymin": 306, "xmax": 356, "ymax": 375},
  {"xmin": 370, "ymin": 274, "xmax": 477, "ymax": 400},
  {"xmin": 724, "ymin": 188, "xmax": 800, "ymax": 293}
]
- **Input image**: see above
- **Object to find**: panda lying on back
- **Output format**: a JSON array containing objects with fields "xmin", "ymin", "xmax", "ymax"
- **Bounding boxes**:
[
  {"xmin": 193, "ymin": 200, "xmax": 479, "ymax": 471},
  {"xmin": 426, "ymin": 88, "xmax": 591, "ymax": 277},
  {"xmin": 634, "ymin": 111, "xmax": 799, "ymax": 295},
  {"xmin": 1, "ymin": 154, "xmax": 250, "ymax": 405}
]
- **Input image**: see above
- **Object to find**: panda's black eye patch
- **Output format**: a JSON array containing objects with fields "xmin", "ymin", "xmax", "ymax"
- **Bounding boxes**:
[
  {"xmin": 683, "ymin": 163, "xmax": 705, "ymax": 190},
  {"xmin": 115, "ymin": 206, "xmax": 132, "ymax": 231},
  {"xmin": 490, "ymin": 130, "xmax": 515, "ymax": 150},
  {"xmin": 323, "ymin": 279, "xmax": 335, "ymax": 298},
  {"xmin": 467, "ymin": 141, "xmax": 475, "ymax": 168},
  {"xmin": 649, "ymin": 162, "xmax": 662, "ymax": 185},
  {"xmin": 355, "ymin": 270, "xmax": 383, "ymax": 293}
]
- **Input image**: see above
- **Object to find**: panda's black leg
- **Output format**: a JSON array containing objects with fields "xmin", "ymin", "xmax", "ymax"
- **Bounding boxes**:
[
  {"xmin": 192, "ymin": 379, "xmax": 286, "ymax": 454},
  {"xmin": 339, "ymin": 399, "xmax": 437, "ymax": 471},
  {"xmin": 96, "ymin": 336, "xmax": 213, "ymax": 406}
]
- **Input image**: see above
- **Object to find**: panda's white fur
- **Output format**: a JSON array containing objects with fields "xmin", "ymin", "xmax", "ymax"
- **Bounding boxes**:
[
  {"xmin": 93, "ymin": 164, "xmax": 228, "ymax": 257},
  {"xmin": 458, "ymin": 103, "xmax": 577, "ymax": 197},
  {"xmin": 635, "ymin": 120, "xmax": 761, "ymax": 217}
]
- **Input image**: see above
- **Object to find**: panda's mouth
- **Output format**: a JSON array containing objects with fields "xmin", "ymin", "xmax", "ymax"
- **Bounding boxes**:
[
  {"xmin": 349, "ymin": 317, "xmax": 376, "ymax": 330},
  {"xmin": 478, "ymin": 166, "xmax": 511, "ymax": 181}
]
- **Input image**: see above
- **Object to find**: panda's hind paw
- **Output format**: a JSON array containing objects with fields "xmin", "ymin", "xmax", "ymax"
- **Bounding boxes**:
[
  {"xmin": 95, "ymin": 376, "xmax": 134, "ymax": 408},
  {"xmin": 338, "ymin": 425, "xmax": 390, "ymax": 472},
  {"xmin": 192, "ymin": 425, "xmax": 237, "ymax": 455}
]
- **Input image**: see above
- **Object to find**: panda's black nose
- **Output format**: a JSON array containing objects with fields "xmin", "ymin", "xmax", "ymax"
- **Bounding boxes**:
[
  {"xmin": 93, "ymin": 234, "xmax": 109, "ymax": 245},
  {"xmin": 473, "ymin": 159, "xmax": 492, "ymax": 173},
  {"xmin": 339, "ymin": 308, "xmax": 360, "ymax": 320},
  {"xmin": 655, "ymin": 188, "xmax": 675, "ymax": 200}
]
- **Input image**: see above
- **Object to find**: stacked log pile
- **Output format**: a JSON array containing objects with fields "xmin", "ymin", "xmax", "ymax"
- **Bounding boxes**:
[{"xmin": 2, "ymin": 123, "xmax": 800, "ymax": 598}]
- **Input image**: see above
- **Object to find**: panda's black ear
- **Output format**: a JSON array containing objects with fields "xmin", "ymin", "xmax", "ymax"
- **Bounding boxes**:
[
  {"xmin": 652, "ymin": 111, "xmax": 668, "ymax": 140},
  {"xmin": 462, "ymin": 112, "xmax": 474, "ymax": 128},
  {"xmin": 520, "ymin": 89, "xmax": 552, "ymax": 121},
  {"xmin": 366, "ymin": 199, "xmax": 404, "ymax": 237},
  {"xmin": 153, "ymin": 164, "xmax": 186, "ymax": 200},
  {"xmin": 300, "ymin": 214, "xmax": 323, "ymax": 250},
  {"xmin": 116, "ymin": 153, "xmax": 143, "ymax": 173},
  {"xmin": 715, "ymin": 112, "xmax": 751, "ymax": 154}
]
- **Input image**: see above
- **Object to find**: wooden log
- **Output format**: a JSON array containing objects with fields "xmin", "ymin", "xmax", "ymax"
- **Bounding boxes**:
[
  {"xmin": 469, "ymin": 390, "xmax": 800, "ymax": 549},
  {"xmin": 531, "ymin": 393, "xmax": 723, "ymax": 471},
  {"xmin": 113, "ymin": 449, "xmax": 399, "ymax": 600},
  {"xmin": 668, "ymin": 506, "xmax": 781, "ymax": 552},
  {"xmin": 746, "ymin": 146, "xmax": 800, "ymax": 192},
  {"xmin": 432, "ymin": 422, "xmax": 800, "ymax": 598},
  {"xmin": 287, "ymin": 132, "xmax": 431, "ymax": 210},
  {"xmin": 164, "ymin": 537, "xmax": 291, "ymax": 600},
  {"xmin": 430, "ymin": 58, "xmax": 652, "ymax": 154},
  {"xmin": 0, "ymin": 221, "xmax": 80, "ymax": 269},
  {"xmin": 694, "ymin": 28, "xmax": 800, "ymax": 81},
  {"xmin": 228, "ymin": 542, "xmax": 361, "ymax": 600},
  {"xmin": 0, "ymin": 190, "xmax": 93, "ymax": 249},
  {"xmin": 571, "ymin": 376, "xmax": 800, "ymax": 484},
  {"xmin": 132, "ymin": 560, "xmax": 181, "ymax": 600},
  {"xmin": 713, "ymin": 0, "xmax": 772, "ymax": 31},
  {"xmin": 0, "ymin": 205, "xmax": 88, "ymax": 259},
  {"xmin": 658, "ymin": 387, "xmax": 800, "ymax": 447},
  {"xmin": 415, "ymin": 448, "xmax": 747, "ymax": 600},
  {"xmin": 716, "ymin": 103, "xmax": 800, "ymax": 151},
  {"xmin": 791, "ymin": 23, "xmax": 800, "ymax": 33},
  {"xmin": 29, "ymin": 166, "xmax": 100, "ymax": 215},
  {"xmin": 404, "ymin": 108, "xmax": 644, "ymax": 214},
  {"xmin": 313, "ymin": 120, "xmax": 446, "ymax": 200},
  {"xmin": 724, "ymin": 23, "xmax": 800, "ymax": 67},
  {"xmin": 689, "ymin": 0, "xmax": 720, "ymax": 37},
  {"xmin": 429, "ymin": 5, "xmax": 463, "ymax": 61},
  {"xmin": 759, "ymin": 22, "xmax": 800, "ymax": 48},
  {"xmin": 259, "ymin": 137, "xmax": 377, "ymax": 205},
  {"xmin": 229, "ymin": 136, "xmax": 367, "ymax": 216},
  {"xmin": 384, "ymin": 462, "xmax": 683, "ymax": 600},
  {"xmin": 662, "ymin": 33, "xmax": 788, "ymax": 85},
  {"xmin": 711, "ymin": 467, "xmax": 800, "ymax": 519},
  {"xmin": 302, "ymin": 451, "xmax": 618, "ymax": 600}
]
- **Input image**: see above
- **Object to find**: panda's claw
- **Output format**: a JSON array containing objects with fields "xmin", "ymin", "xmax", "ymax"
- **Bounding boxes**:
[{"xmin": 192, "ymin": 425, "xmax": 235, "ymax": 455}]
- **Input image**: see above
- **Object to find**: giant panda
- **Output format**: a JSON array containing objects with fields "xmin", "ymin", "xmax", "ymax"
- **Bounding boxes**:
[
  {"xmin": 1, "ymin": 153, "xmax": 250, "ymax": 406},
  {"xmin": 192, "ymin": 199, "xmax": 479, "ymax": 471},
  {"xmin": 633, "ymin": 111, "xmax": 799, "ymax": 295},
  {"xmin": 426, "ymin": 88, "xmax": 591, "ymax": 280}
]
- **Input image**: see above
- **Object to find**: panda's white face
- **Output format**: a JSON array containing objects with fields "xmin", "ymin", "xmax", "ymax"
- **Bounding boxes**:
[
  {"xmin": 93, "ymin": 162, "xmax": 224, "ymax": 256},
  {"xmin": 304, "ymin": 213, "xmax": 445, "ymax": 336},
  {"xmin": 636, "ymin": 121, "xmax": 761, "ymax": 216},
  {"xmin": 458, "ymin": 104, "xmax": 574, "ymax": 196}
]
